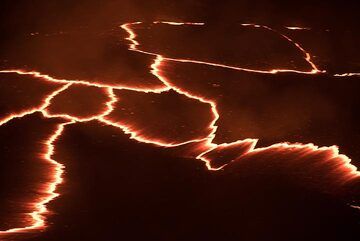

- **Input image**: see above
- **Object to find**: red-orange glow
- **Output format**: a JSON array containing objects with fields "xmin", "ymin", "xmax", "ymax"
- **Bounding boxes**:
[{"xmin": 0, "ymin": 20, "xmax": 359, "ymax": 237}]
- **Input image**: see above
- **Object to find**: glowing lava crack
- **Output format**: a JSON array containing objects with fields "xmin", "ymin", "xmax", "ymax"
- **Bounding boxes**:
[{"xmin": 0, "ymin": 21, "xmax": 359, "ymax": 238}]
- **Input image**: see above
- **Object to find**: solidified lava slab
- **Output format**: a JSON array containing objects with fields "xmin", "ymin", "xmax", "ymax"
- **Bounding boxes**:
[
  {"xmin": 105, "ymin": 89, "xmax": 214, "ymax": 144},
  {"xmin": 23, "ymin": 121, "xmax": 360, "ymax": 241},
  {"xmin": 0, "ymin": 73, "xmax": 62, "ymax": 119},
  {"xmin": 0, "ymin": 114, "xmax": 63, "ymax": 232},
  {"xmin": 0, "ymin": 30, "xmax": 165, "ymax": 89},
  {"xmin": 133, "ymin": 22, "xmax": 313, "ymax": 71},
  {"xmin": 45, "ymin": 84, "xmax": 110, "ymax": 119}
]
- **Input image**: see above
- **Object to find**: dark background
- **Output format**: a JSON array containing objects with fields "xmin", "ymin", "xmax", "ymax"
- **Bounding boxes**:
[{"xmin": 0, "ymin": 1, "xmax": 360, "ymax": 241}]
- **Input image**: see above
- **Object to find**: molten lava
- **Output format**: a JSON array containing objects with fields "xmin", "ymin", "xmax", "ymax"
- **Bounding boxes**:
[{"xmin": 0, "ymin": 21, "xmax": 359, "ymax": 238}]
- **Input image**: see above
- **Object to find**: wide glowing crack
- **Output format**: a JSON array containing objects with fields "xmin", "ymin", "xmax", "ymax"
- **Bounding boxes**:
[
  {"xmin": 0, "ymin": 81, "xmax": 125, "ymax": 235},
  {"xmin": 0, "ymin": 121, "xmax": 74, "ymax": 235},
  {"xmin": 0, "ymin": 83, "xmax": 73, "ymax": 234}
]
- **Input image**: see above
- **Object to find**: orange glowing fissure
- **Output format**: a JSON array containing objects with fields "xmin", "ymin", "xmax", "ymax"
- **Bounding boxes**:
[{"xmin": 0, "ymin": 21, "xmax": 359, "ymax": 236}]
